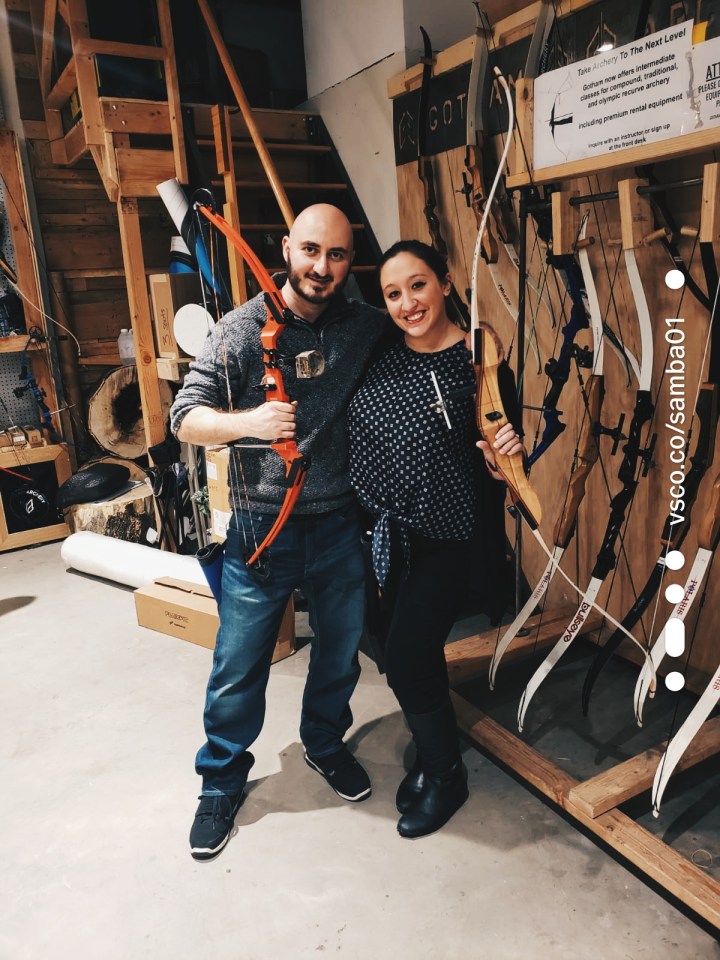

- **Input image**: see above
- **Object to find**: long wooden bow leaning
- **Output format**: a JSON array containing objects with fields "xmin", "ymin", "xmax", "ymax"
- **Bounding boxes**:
[
  {"xmin": 464, "ymin": 4, "xmax": 542, "ymax": 374},
  {"xmin": 516, "ymin": 181, "xmax": 658, "ymax": 732},
  {"xmin": 195, "ymin": 199, "xmax": 310, "ymax": 571},
  {"xmin": 471, "ymin": 67, "xmax": 542, "ymax": 532}
]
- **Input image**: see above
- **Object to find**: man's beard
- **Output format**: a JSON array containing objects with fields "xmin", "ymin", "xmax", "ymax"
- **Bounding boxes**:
[{"xmin": 285, "ymin": 252, "xmax": 347, "ymax": 305}]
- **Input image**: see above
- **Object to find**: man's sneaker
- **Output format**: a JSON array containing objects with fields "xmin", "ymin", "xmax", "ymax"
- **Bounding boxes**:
[
  {"xmin": 189, "ymin": 792, "xmax": 244, "ymax": 861},
  {"xmin": 304, "ymin": 746, "xmax": 371, "ymax": 802}
]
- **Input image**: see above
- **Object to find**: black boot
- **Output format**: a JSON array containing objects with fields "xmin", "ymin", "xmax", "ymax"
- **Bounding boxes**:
[
  {"xmin": 396, "ymin": 752, "xmax": 423, "ymax": 813},
  {"xmin": 397, "ymin": 702, "xmax": 468, "ymax": 839}
]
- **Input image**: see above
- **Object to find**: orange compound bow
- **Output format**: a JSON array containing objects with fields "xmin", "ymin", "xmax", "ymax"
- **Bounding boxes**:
[{"xmin": 195, "ymin": 200, "xmax": 310, "ymax": 570}]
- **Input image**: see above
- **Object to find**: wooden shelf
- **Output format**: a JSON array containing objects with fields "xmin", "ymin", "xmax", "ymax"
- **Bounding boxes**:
[{"xmin": 0, "ymin": 335, "xmax": 45, "ymax": 354}]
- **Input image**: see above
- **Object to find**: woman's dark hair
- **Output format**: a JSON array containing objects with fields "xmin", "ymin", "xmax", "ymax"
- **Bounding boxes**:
[{"xmin": 377, "ymin": 239, "xmax": 468, "ymax": 329}]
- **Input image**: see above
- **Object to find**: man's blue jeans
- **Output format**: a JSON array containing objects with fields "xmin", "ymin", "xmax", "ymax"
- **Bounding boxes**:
[{"xmin": 196, "ymin": 505, "xmax": 365, "ymax": 796}]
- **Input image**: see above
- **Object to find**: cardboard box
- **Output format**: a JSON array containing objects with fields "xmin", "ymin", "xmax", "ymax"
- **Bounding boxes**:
[
  {"xmin": 148, "ymin": 273, "xmax": 201, "ymax": 359},
  {"xmin": 134, "ymin": 576, "xmax": 295, "ymax": 662},
  {"xmin": 205, "ymin": 445, "xmax": 232, "ymax": 543}
]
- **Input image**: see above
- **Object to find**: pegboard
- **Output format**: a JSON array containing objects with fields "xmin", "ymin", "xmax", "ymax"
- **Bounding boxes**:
[{"xmin": 0, "ymin": 354, "xmax": 38, "ymax": 429}]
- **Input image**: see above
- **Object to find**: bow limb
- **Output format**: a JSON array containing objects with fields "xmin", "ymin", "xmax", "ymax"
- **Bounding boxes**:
[
  {"xmin": 491, "ymin": 216, "xmax": 609, "ymax": 686},
  {"xmin": 584, "ymin": 221, "xmax": 720, "ymax": 714},
  {"xmin": 649, "ymin": 478, "xmax": 720, "ymax": 813},
  {"xmin": 518, "ymin": 190, "xmax": 658, "ymax": 731},
  {"xmin": 195, "ymin": 203, "xmax": 309, "ymax": 572},
  {"xmin": 471, "ymin": 67, "xmax": 541, "ymax": 529},
  {"xmin": 651, "ymin": 665, "xmax": 720, "ymax": 815},
  {"xmin": 464, "ymin": 7, "xmax": 542, "ymax": 372},
  {"xmin": 633, "ymin": 543, "xmax": 713, "ymax": 726}
]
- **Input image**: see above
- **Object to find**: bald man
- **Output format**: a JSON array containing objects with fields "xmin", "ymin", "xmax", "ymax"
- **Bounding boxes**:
[{"xmin": 171, "ymin": 204, "xmax": 386, "ymax": 861}]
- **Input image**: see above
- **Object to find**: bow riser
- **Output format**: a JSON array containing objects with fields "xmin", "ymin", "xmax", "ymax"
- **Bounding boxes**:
[{"xmin": 195, "ymin": 203, "xmax": 309, "ymax": 572}]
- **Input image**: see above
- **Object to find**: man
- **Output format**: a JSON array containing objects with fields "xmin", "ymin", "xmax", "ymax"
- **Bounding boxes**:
[{"xmin": 171, "ymin": 204, "xmax": 386, "ymax": 861}]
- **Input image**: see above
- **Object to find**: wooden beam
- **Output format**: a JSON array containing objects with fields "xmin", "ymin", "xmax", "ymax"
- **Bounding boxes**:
[
  {"xmin": 196, "ymin": 0, "xmax": 294, "ymax": 229},
  {"xmin": 66, "ymin": 0, "xmax": 104, "ymax": 146},
  {"xmin": 156, "ymin": 0, "xmax": 188, "ymax": 184},
  {"xmin": 445, "ymin": 605, "xmax": 603, "ymax": 687},
  {"xmin": 116, "ymin": 197, "xmax": 167, "ymax": 451},
  {"xmin": 101, "ymin": 99, "xmax": 172, "ymax": 135},
  {"xmin": 212, "ymin": 104, "xmax": 247, "ymax": 305},
  {"xmin": 618, "ymin": 178, "xmax": 652, "ymax": 251},
  {"xmin": 568, "ymin": 715, "xmax": 720, "ymax": 819},
  {"xmin": 39, "ymin": 0, "xmax": 59, "ymax": 96},
  {"xmin": 73, "ymin": 37, "xmax": 165, "ymax": 60},
  {"xmin": 700, "ymin": 162, "xmax": 720, "ymax": 246},
  {"xmin": 116, "ymin": 148, "xmax": 175, "ymax": 197},
  {"xmin": 451, "ymin": 692, "xmax": 720, "ymax": 929},
  {"xmin": 507, "ymin": 127, "xmax": 720, "ymax": 189},
  {"xmin": 48, "ymin": 270, "xmax": 89, "ymax": 467},
  {"xmin": 45, "ymin": 58, "xmax": 77, "ymax": 109}
]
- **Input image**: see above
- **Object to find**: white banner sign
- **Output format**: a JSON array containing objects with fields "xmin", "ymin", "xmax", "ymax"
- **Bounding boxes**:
[
  {"xmin": 692, "ymin": 33, "xmax": 720, "ymax": 128},
  {"xmin": 533, "ymin": 20, "xmax": 711, "ymax": 167}
]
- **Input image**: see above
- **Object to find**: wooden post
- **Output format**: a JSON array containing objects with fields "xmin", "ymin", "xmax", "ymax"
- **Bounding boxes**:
[
  {"xmin": 212, "ymin": 104, "xmax": 247, "ymax": 305},
  {"xmin": 512, "ymin": 77, "xmax": 534, "ymax": 181},
  {"xmin": 618, "ymin": 178, "xmax": 653, "ymax": 251},
  {"xmin": 196, "ymin": 0, "xmax": 295, "ymax": 229},
  {"xmin": 116, "ymin": 197, "xmax": 168, "ymax": 452},
  {"xmin": 48, "ymin": 270, "xmax": 90, "ymax": 466},
  {"xmin": 700, "ymin": 162, "xmax": 720, "ymax": 255},
  {"xmin": 66, "ymin": 0, "xmax": 105, "ymax": 147},
  {"xmin": 156, "ymin": 0, "xmax": 188, "ymax": 185},
  {"xmin": 28, "ymin": 0, "xmax": 68, "ymax": 164},
  {"xmin": 551, "ymin": 188, "xmax": 582, "ymax": 256}
]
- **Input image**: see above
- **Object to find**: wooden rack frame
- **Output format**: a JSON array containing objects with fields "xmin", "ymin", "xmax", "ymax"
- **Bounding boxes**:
[
  {"xmin": 445, "ymin": 624, "xmax": 720, "ymax": 929},
  {"xmin": 388, "ymin": 0, "xmax": 720, "ymax": 932}
]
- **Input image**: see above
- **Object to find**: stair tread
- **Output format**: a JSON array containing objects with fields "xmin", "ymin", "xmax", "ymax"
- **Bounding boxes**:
[
  {"xmin": 211, "ymin": 179, "xmax": 348, "ymax": 191},
  {"xmin": 197, "ymin": 138, "xmax": 331, "ymax": 153}
]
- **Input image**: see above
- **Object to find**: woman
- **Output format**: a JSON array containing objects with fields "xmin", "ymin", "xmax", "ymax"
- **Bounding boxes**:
[{"xmin": 347, "ymin": 240, "xmax": 522, "ymax": 838}]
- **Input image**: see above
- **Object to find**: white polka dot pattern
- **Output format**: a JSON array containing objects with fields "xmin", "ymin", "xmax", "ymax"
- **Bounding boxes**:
[{"xmin": 348, "ymin": 339, "xmax": 478, "ymax": 583}]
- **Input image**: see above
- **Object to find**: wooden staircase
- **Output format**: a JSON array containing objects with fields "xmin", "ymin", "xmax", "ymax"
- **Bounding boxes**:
[{"xmin": 22, "ymin": 0, "xmax": 383, "ymax": 457}]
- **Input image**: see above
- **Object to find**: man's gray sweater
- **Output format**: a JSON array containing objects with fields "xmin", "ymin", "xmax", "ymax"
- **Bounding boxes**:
[{"xmin": 170, "ymin": 283, "xmax": 386, "ymax": 515}]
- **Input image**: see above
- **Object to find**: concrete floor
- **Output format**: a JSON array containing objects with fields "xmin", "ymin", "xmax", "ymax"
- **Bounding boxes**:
[{"xmin": 2, "ymin": 541, "xmax": 719, "ymax": 960}]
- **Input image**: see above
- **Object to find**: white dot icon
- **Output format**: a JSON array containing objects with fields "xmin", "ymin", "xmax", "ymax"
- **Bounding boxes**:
[
  {"xmin": 664, "ymin": 269, "xmax": 685, "ymax": 290},
  {"xmin": 665, "ymin": 671, "xmax": 685, "ymax": 692},
  {"xmin": 665, "ymin": 583, "xmax": 684, "ymax": 604},
  {"xmin": 664, "ymin": 550, "xmax": 685, "ymax": 570}
]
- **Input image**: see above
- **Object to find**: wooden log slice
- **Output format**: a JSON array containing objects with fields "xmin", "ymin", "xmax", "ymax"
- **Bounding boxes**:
[
  {"xmin": 87, "ymin": 365, "xmax": 172, "ymax": 459},
  {"xmin": 66, "ymin": 456, "xmax": 156, "ymax": 543}
]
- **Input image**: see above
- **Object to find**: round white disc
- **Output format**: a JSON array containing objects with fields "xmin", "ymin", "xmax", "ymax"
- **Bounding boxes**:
[{"xmin": 173, "ymin": 303, "xmax": 215, "ymax": 357}]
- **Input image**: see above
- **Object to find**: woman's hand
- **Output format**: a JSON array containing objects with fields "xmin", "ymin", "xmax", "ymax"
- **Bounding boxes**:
[{"xmin": 477, "ymin": 422, "xmax": 524, "ymax": 478}]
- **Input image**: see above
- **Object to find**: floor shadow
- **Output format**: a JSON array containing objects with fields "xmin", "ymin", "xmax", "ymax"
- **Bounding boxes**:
[{"xmin": 0, "ymin": 596, "xmax": 35, "ymax": 617}]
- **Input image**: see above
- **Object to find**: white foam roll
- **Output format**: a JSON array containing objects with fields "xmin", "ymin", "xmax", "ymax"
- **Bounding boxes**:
[
  {"xmin": 156, "ymin": 178, "xmax": 190, "ymax": 236},
  {"xmin": 61, "ymin": 531, "xmax": 206, "ymax": 589}
]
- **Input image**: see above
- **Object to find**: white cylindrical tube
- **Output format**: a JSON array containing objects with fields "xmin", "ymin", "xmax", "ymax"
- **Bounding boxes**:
[
  {"xmin": 61, "ymin": 531, "xmax": 206, "ymax": 589},
  {"xmin": 156, "ymin": 178, "xmax": 190, "ymax": 236}
]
